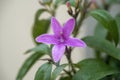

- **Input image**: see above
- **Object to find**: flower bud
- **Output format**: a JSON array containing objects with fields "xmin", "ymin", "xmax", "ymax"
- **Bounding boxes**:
[
  {"xmin": 66, "ymin": 1, "xmax": 73, "ymax": 16},
  {"xmin": 90, "ymin": 0, "xmax": 98, "ymax": 9},
  {"xmin": 66, "ymin": 1, "xmax": 71, "ymax": 8}
]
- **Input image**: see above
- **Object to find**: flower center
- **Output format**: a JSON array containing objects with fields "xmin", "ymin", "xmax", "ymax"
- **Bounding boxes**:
[{"xmin": 60, "ymin": 38, "xmax": 64, "ymax": 43}]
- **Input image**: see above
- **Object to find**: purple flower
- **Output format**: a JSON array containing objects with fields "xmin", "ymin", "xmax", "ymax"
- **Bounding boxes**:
[{"xmin": 36, "ymin": 17, "xmax": 86, "ymax": 63}]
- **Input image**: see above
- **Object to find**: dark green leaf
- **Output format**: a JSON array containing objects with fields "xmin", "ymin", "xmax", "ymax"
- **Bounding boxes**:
[
  {"xmin": 73, "ymin": 59, "xmax": 118, "ymax": 80},
  {"xmin": 94, "ymin": 23, "xmax": 107, "ymax": 39},
  {"xmin": 90, "ymin": 10, "xmax": 119, "ymax": 45},
  {"xmin": 83, "ymin": 36, "xmax": 120, "ymax": 60},
  {"xmin": 34, "ymin": 63, "xmax": 52, "ymax": 80},
  {"xmin": 51, "ymin": 64, "xmax": 67, "ymax": 80},
  {"xmin": 16, "ymin": 52, "xmax": 44, "ymax": 80},
  {"xmin": 60, "ymin": 76, "xmax": 72, "ymax": 80},
  {"xmin": 25, "ymin": 44, "xmax": 50, "ymax": 54},
  {"xmin": 115, "ymin": 13, "xmax": 120, "ymax": 44},
  {"xmin": 32, "ymin": 9, "xmax": 50, "ymax": 45}
]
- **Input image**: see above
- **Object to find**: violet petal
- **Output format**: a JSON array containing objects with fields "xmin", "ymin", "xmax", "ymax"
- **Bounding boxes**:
[
  {"xmin": 63, "ymin": 18, "xmax": 75, "ymax": 38},
  {"xmin": 65, "ymin": 38, "xmax": 86, "ymax": 47},
  {"xmin": 52, "ymin": 44, "xmax": 65, "ymax": 63},
  {"xmin": 35, "ymin": 34, "xmax": 58, "ymax": 44},
  {"xmin": 51, "ymin": 17, "xmax": 62, "ymax": 36}
]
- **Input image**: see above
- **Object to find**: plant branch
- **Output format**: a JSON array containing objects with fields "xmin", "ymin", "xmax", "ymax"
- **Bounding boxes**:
[{"xmin": 65, "ymin": 47, "xmax": 76, "ymax": 74}]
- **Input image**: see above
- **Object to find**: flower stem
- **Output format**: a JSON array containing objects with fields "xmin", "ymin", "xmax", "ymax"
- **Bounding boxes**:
[{"xmin": 65, "ymin": 47, "xmax": 76, "ymax": 74}]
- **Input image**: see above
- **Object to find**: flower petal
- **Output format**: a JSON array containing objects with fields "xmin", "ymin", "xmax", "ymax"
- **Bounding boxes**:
[
  {"xmin": 51, "ymin": 17, "xmax": 62, "ymax": 36},
  {"xmin": 52, "ymin": 44, "xmax": 65, "ymax": 63},
  {"xmin": 35, "ymin": 34, "xmax": 58, "ymax": 44},
  {"xmin": 65, "ymin": 38, "xmax": 86, "ymax": 47},
  {"xmin": 63, "ymin": 18, "xmax": 75, "ymax": 38}
]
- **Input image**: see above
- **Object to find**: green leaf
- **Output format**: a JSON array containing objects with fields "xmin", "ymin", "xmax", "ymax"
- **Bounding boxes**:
[
  {"xmin": 94, "ymin": 23, "xmax": 107, "ymax": 39},
  {"xmin": 115, "ymin": 13, "xmax": 120, "ymax": 44},
  {"xmin": 34, "ymin": 63, "xmax": 52, "ymax": 80},
  {"xmin": 16, "ymin": 52, "xmax": 44, "ymax": 80},
  {"xmin": 51, "ymin": 64, "xmax": 67, "ymax": 80},
  {"xmin": 32, "ymin": 9, "xmax": 50, "ymax": 45},
  {"xmin": 90, "ymin": 10, "xmax": 119, "ymax": 45},
  {"xmin": 60, "ymin": 76, "xmax": 72, "ymax": 80},
  {"xmin": 83, "ymin": 36, "xmax": 120, "ymax": 60},
  {"xmin": 25, "ymin": 44, "xmax": 50, "ymax": 54},
  {"xmin": 73, "ymin": 59, "xmax": 118, "ymax": 80}
]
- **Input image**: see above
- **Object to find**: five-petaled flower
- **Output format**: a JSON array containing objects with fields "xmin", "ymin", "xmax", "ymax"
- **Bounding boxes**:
[{"xmin": 36, "ymin": 17, "xmax": 86, "ymax": 63}]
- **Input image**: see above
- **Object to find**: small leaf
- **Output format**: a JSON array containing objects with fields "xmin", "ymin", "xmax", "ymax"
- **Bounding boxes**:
[
  {"xmin": 25, "ymin": 44, "xmax": 50, "ymax": 54},
  {"xmin": 73, "ymin": 59, "xmax": 118, "ymax": 80},
  {"xmin": 83, "ymin": 36, "xmax": 120, "ymax": 60},
  {"xmin": 51, "ymin": 64, "xmax": 67, "ymax": 80},
  {"xmin": 34, "ymin": 63, "xmax": 52, "ymax": 80},
  {"xmin": 90, "ymin": 10, "xmax": 119, "ymax": 45},
  {"xmin": 32, "ymin": 9, "xmax": 50, "ymax": 45},
  {"xmin": 16, "ymin": 52, "xmax": 44, "ymax": 80}
]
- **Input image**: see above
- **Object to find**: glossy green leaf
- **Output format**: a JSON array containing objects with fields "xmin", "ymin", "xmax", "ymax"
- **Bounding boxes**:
[
  {"xmin": 25, "ymin": 44, "xmax": 50, "ymax": 54},
  {"xmin": 90, "ymin": 10, "xmax": 119, "ymax": 45},
  {"xmin": 83, "ymin": 36, "xmax": 120, "ymax": 60},
  {"xmin": 34, "ymin": 63, "xmax": 52, "ymax": 80},
  {"xmin": 94, "ymin": 23, "xmax": 107, "ymax": 39},
  {"xmin": 73, "ymin": 59, "xmax": 118, "ymax": 80},
  {"xmin": 16, "ymin": 52, "xmax": 44, "ymax": 80},
  {"xmin": 32, "ymin": 9, "xmax": 50, "ymax": 45},
  {"xmin": 51, "ymin": 64, "xmax": 67, "ymax": 80}
]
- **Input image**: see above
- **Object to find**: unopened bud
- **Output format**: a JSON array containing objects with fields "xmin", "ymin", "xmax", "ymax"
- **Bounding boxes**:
[
  {"xmin": 66, "ymin": 1, "xmax": 71, "ymax": 8},
  {"xmin": 89, "ymin": 0, "xmax": 98, "ymax": 9},
  {"xmin": 66, "ymin": 1, "xmax": 73, "ymax": 16}
]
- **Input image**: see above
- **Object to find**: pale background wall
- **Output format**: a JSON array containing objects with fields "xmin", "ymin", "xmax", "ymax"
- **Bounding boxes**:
[{"xmin": 0, "ymin": 0, "xmax": 120, "ymax": 80}]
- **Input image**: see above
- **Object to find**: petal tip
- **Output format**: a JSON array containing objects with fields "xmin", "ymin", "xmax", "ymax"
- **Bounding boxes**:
[
  {"xmin": 35, "ymin": 36, "xmax": 40, "ymax": 42},
  {"xmin": 79, "ymin": 40, "xmax": 87, "ymax": 48},
  {"xmin": 82, "ymin": 43, "xmax": 87, "ymax": 48},
  {"xmin": 70, "ymin": 18, "xmax": 75, "ymax": 23}
]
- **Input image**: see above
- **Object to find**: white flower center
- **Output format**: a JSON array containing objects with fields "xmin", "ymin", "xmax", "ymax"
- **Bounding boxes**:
[{"xmin": 60, "ymin": 38, "xmax": 64, "ymax": 43}]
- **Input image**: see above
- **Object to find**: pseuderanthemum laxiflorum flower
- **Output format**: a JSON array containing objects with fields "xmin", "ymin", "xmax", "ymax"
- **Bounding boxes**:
[{"xmin": 36, "ymin": 17, "xmax": 86, "ymax": 63}]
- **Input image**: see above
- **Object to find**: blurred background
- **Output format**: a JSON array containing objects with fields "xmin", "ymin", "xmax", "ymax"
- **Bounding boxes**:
[{"xmin": 0, "ymin": 0, "xmax": 120, "ymax": 80}]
